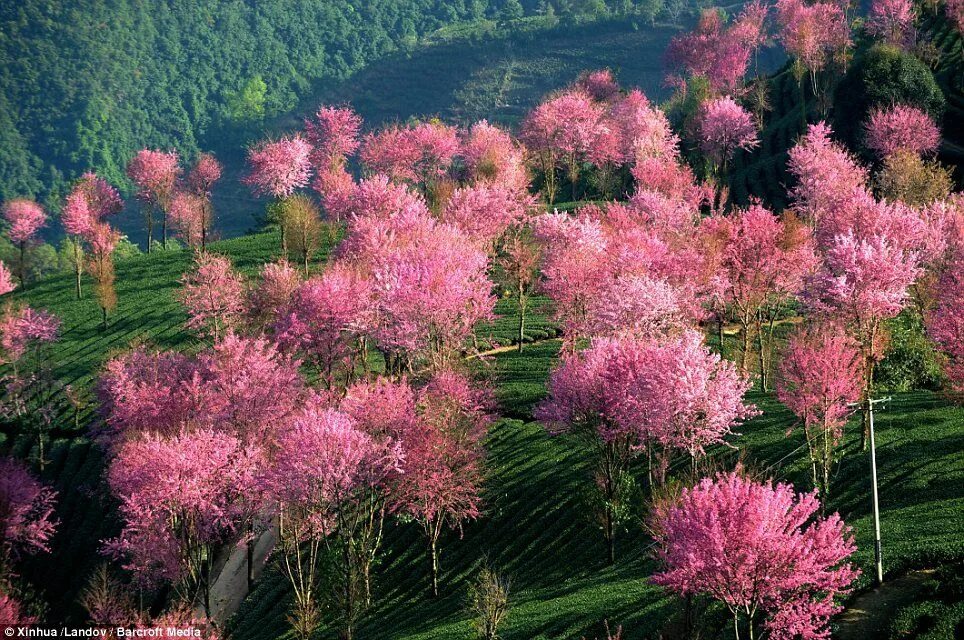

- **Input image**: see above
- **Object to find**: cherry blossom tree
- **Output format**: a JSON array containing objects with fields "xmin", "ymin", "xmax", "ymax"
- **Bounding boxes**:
[
  {"xmin": 864, "ymin": 104, "xmax": 941, "ymax": 160},
  {"xmin": 178, "ymin": 253, "xmax": 246, "ymax": 340},
  {"xmin": 127, "ymin": 149, "xmax": 181, "ymax": 251},
  {"xmin": 61, "ymin": 174, "xmax": 123, "ymax": 299},
  {"xmin": 698, "ymin": 97, "xmax": 759, "ymax": 206},
  {"xmin": 186, "ymin": 153, "xmax": 222, "ymax": 251},
  {"xmin": 460, "ymin": 120, "xmax": 529, "ymax": 194},
  {"xmin": 440, "ymin": 184, "xmax": 526, "ymax": 248},
  {"xmin": 264, "ymin": 403, "xmax": 400, "ymax": 640},
  {"xmin": 313, "ymin": 166, "xmax": 356, "ymax": 222},
  {"xmin": 104, "ymin": 429, "xmax": 264, "ymax": 616},
  {"xmin": 775, "ymin": 0, "xmax": 851, "ymax": 111},
  {"xmin": 664, "ymin": 7, "xmax": 761, "ymax": 94},
  {"xmin": 247, "ymin": 259, "xmax": 302, "ymax": 330},
  {"xmin": 0, "ymin": 591, "xmax": 36, "ymax": 625},
  {"xmin": 360, "ymin": 121, "xmax": 460, "ymax": 203},
  {"xmin": 715, "ymin": 205, "xmax": 816, "ymax": 388},
  {"xmin": 537, "ymin": 332, "xmax": 754, "ymax": 563},
  {"xmin": 778, "ymin": 327, "xmax": 863, "ymax": 497},
  {"xmin": 2, "ymin": 199, "xmax": 46, "ymax": 287},
  {"xmin": 494, "ymin": 233, "xmax": 541, "ymax": 352},
  {"xmin": 866, "ymin": 0, "xmax": 915, "ymax": 46},
  {"xmin": 651, "ymin": 470, "xmax": 858, "ymax": 640},
  {"xmin": 169, "ymin": 191, "xmax": 207, "ymax": 251},
  {"xmin": 243, "ymin": 135, "xmax": 313, "ymax": 253},
  {"xmin": 805, "ymin": 199, "xmax": 923, "ymax": 446},
  {"xmin": 86, "ymin": 221, "xmax": 121, "ymax": 329},
  {"xmin": 399, "ymin": 371, "xmax": 491, "ymax": 596},
  {"xmin": 304, "ymin": 105, "xmax": 363, "ymax": 171},
  {"xmin": 520, "ymin": 90, "xmax": 603, "ymax": 203},
  {"xmin": 0, "ymin": 456, "xmax": 58, "ymax": 577},
  {"xmin": 926, "ymin": 237, "xmax": 964, "ymax": 393},
  {"xmin": 274, "ymin": 265, "xmax": 371, "ymax": 388},
  {"xmin": 577, "ymin": 69, "xmax": 621, "ymax": 102},
  {"xmin": 787, "ymin": 122, "xmax": 869, "ymax": 227}
]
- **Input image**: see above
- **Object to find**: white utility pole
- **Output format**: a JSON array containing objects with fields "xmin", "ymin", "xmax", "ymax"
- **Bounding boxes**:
[{"xmin": 866, "ymin": 396, "xmax": 890, "ymax": 586}]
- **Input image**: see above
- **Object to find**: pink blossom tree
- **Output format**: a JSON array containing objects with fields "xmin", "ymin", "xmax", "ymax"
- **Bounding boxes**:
[
  {"xmin": 185, "ymin": 153, "xmax": 222, "ymax": 251},
  {"xmin": 537, "ymin": 332, "xmax": 754, "ymax": 562},
  {"xmin": 127, "ymin": 149, "xmax": 181, "ymax": 251},
  {"xmin": 243, "ymin": 135, "xmax": 313, "ymax": 254},
  {"xmin": 169, "ymin": 191, "xmax": 207, "ymax": 251},
  {"xmin": 866, "ymin": 0, "xmax": 915, "ymax": 46},
  {"xmin": 440, "ymin": 184, "xmax": 526, "ymax": 248},
  {"xmin": 788, "ymin": 122, "xmax": 869, "ymax": 227},
  {"xmin": 778, "ymin": 327, "xmax": 863, "ymax": 497},
  {"xmin": 360, "ymin": 121, "xmax": 460, "ymax": 204},
  {"xmin": 775, "ymin": 0, "xmax": 851, "ymax": 112},
  {"xmin": 460, "ymin": 120, "xmax": 529, "ymax": 194},
  {"xmin": 651, "ymin": 471, "xmax": 858, "ymax": 640},
  {"xmin": 274, "ymin": 265, "xmax": 372, "ymax": 388},
  {"xmin": 698, "ymin": 97, "xmax": 759, "ymax": 206},
  {"xmin": 86, "ymin": 221, "xmax": 121, "ymax": 329},
  {"xmin": 304, "ymin": 105, "xmax": 363, "ymax": 171},
  {"xmin": 2, "ymin": 199, "xmax": 47, "ymax": 287},
  {"xmin": 664, "ymin": 7, "xmax": 761, "ymax": 94},
  {"xmin": 520, "ymin": 90, "xmax": 603, "ymax": 203},
  {"xmin": 926, "ymin": 239, "xmax": 964, "ymax": 393},
  {"xmin": 177, "ymin": 253, "xmax": 246, "ymax": 340},
  {"xmin": 399, "ymin": 371, "xmax": 491, "ymax": 596},
  {"xmin": 494, "ymin": 233, "xmax": 541, "ymax": 352},
  {"xmin": 0, "ymin": 456, "xmax": 58, "ymax": 577},
  {"xmin": 804, "ymin": 199, "xmax": 923, "ymax": 447},
  {"xmin": 864, "ymin": 104, "xmax": 941, "ymax": 160},
  {"xmin": 60, "ymin": 174, "xmax": 123, "ymax": 300},
  {"xmin": 104, "ymin": 429, "xmax": 264, "ymax": 616},
  {"xmin": 0, "ymin": 592, "xmax": 36, "ymax": 625},
  {"xmin": 247, "ymin": 259, "xmax": 302, "ymax": 330},
  {"xmin": 264, "ymin": 404, "xmax": 400, "ymax": 640},
  {"xmin": 716, "ymin": 205, "xmax": 816, "ymax": 388}
]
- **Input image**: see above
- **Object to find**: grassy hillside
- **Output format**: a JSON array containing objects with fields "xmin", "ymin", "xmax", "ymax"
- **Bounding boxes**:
[{"xmin": 3, "ymin": 231, "xmax": 962, "ymax": 637}]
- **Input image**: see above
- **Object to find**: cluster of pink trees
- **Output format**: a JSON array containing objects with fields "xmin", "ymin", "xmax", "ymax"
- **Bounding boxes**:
[{"xmin": 128, "ymin": 149, "xmax": 222, "ymax": 252}]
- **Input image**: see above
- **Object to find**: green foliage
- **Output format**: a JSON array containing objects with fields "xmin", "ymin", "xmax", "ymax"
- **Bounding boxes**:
[
  {"xmin": 875, "ymin": 311, "xmax": 945, "ymax": 393},
  {"xmin": 227, "ymin": 76, "xmax": 268, "ymax": 124},
  {"xmin": 0, "ymin": 236, "xmax": 60, "ymax": 282},
  {"xmin": 887, "ymin": 563, "xmax": 964, "ymax": 639}
]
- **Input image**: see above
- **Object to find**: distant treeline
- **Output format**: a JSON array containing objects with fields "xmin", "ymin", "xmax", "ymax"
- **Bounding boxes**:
[{"xmin": 0, "ymin": 0, "xmax": 672, "ymax": 208}]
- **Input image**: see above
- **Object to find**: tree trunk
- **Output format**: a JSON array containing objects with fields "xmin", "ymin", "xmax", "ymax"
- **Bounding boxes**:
[
  {"xmin": 605, "ymin": 509, "xmax": 615, "ymax": 566},
  {"xmin": 101, "ymin": 307, "xmax": 108, "ymax": 331},
  {"xmin": 428, "ymin": 536, "xmax": 439, "ymax": 598},
  {"xmin": 717, "ymin": 315, "xmax": 726, "ymax": 359},
  {"xmin": 755, "ymin": 314, "xmax": 767, "ymax": 391},
  {"xmin": 517, "ymin": 297, "xmax": 526, "ymax": 352},
  {"xmin": 247, "ymin": 535, "xmax": 255, "ymax": 592},
  {"xmin": 18, "ymin": 240, "xmax": 26, "ymax": 288},
  {"xmin": 162, "ymin": 210, "xmax": 168, "ymax": 250},
  {"xmin": 739, "ymin": 320, "xmax": 751, "ymax": 372}
]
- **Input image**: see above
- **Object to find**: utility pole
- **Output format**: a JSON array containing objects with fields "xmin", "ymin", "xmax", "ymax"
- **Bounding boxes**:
[{"xmin": 852, "ymin": 396, "xmax": 890, "ymax": 586}]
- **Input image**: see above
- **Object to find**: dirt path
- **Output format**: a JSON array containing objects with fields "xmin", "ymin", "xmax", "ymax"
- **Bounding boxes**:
[
  {"xmin": 835, "ymin": 570, "xmax": 935, "ymax": 640},
  {"xmin": 197, "ymin": 526, "xmax": 278, "ymax": 625}
]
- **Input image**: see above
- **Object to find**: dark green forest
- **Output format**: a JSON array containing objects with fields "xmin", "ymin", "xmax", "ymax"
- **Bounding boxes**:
[{"xmin": 0, "ymin": 0, "xmax": 666, "ymax": 209}]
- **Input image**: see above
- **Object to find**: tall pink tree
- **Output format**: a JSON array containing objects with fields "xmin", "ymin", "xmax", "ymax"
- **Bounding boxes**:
[
  {"xmin": 360, "ymin": 121, "xmax": 459, "ymax": 204},
  {"xmin": 243, "ymin": 135, "xmax": 313, "ymax": 254},
  {"xmin": 651, "ymin": 470, "xmax": 858, "ymax": 640},
  {"xmin": 866, "ymin": 0, "xmax": 915, "ymax": 46},
  {"xmin": 520, "ymin": 90, "xmax": 603, "ymax": 202},
  {"xmin": 264, "ymin": 403, "xmax": 400, "ymax": 640},
  {"xmin": 185, "ymin": 153, "xmax": 223, "ymax": 251},
  {"xmin": 715, "ymin": 205, "xmax": 816, "ymax": 388},
  {"xmin": 247, "ymin": 259, "xmax": 302, "ymax": 330},
  {"xmin": 440, "ymin": 184, "xmax": 527, "ymax": 248},
  {"xmin": 86, "ymin": 221, "xmax": 121, "ymax": 329},
  {"xmin": 0, "ymin": 262, "xmax": 14, "ymax": 296},
  {"xmin": 926, "ymin": 236, "xmax": 964, "ymax": 393},
  {"xmin": 169, "ymin": 191, "xmax": 208, "ymax": 251},
  {"xmin": 304, "ymin": 105, "xmax": 363, "ymax": 171},
  {"xmin": 775, "ymin": 0, "xmax": 851, "ymax": 113},
  {"xmin": 177, "ymin": 253, "xmax": 246, "ymax": 340},
  {"xmin": 863, "ymin": 104, "xmax": 941, "ymax": 160},
  {"xmin": 0, "ymin": 456, "xmax": 58, "ymax": 577},
  {"xmin": 104, "ymin": 428, "xmax": 264, "ymax": 616},
  {"xmin": 274, "ymin": 265, "xmax": 372, "ymax": 388},
  {"xmin": 804, "ymin": 199, "xmax": 923, "ymax": 447},
  {"xmin": 2, "ymin": 199, "xmax": 47, "ymax": 287},
  {"xmin": 127, "ymin": 149, "xmax": 181, "ymax": 252},
  {"xmin": 698, "ymin": 97, "xmax": 760, "ymax": 206},
  {"xmin": 399, "ymin": 371, "xmax": 491, "ymax": 596},
  {"xmin": 61, "ymin": 174, "xmax": 122, "ymax": 299},
  {"xmin": 778, "ymin": 327, "xmax": 863, "ymax": 497},
  {"xmin": 460, "ymin": 120, "xmax": 529, "ymax": 194}
]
